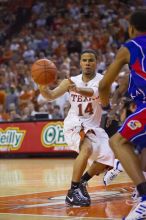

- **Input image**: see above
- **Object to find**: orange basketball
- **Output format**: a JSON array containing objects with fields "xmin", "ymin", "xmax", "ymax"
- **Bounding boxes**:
[{"xmin": 31, "ymin": 59, "xmax": 57, "ymax": 85}]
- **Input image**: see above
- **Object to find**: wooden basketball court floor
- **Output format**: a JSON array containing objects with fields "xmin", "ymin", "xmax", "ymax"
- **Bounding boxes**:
[{"xmin": 0, "ymin": 158, "xmax": 135, "ymax": 220}]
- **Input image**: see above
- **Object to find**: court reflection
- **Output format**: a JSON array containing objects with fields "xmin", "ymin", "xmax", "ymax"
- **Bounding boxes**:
[
  {"xmin": 0, "ymin": 158, "xmax": 133, "ymax": 219},
  {"xmin": 0, "ymin": 169, "xmax": 23, "ymax": 186},
  {"xmin": 65, "ymin": 184, "xmax": 133, "ymax": 219}
]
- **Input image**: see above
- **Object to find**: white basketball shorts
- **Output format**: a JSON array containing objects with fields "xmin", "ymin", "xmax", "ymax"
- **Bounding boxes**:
[{"xmin": 64, "ymin": 126, "xmax": 114, "ymax": 167}]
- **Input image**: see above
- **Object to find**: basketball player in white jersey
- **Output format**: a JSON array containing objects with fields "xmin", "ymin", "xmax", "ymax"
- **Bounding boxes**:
[{"xmin": 39, "ymin": 49, "xmax": 121, "ymax": 207}]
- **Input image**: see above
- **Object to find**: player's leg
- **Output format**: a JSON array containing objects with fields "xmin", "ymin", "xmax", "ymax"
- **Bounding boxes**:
[
  {"xmin": 78, "ymin": 128, "xmax": 113, "ymax": 199},
  {"xmin": 93, "ymin": 128, "xmax": 123, "ymax": 186},
  {"xmin": 82, "ymin": 160, "xmax": 108, "ymax": 178},
  {"xmin": 65, "ymin": 137, "xmax": 92, "ymax": 207},
  {"xmin": 141, "ymin": 148, "xmax": 146, "ymax": 172},
  {"xmin": 110, "ymin": 132, "xmax": 145, "ymax": 182},
  {"xmin": 74, "ymin": 129, "xmax": 108, "ymax": 204},
  {"xmin": 80, "ymin": 160, "xmax": 107, "ymax": 200},
  {"xmin": 131, "ymin": 148, "xmax": 146, "ymax": 201},
  {"xmin": 80, "ymin": 158, "xmax": 109, "ymax": 185},
  {"xmin": 72, "ymin": 137, "xmax": 92, "ymax": 182},
  {"xmin": 110, "ymin": 133, "xmax": 146, "ymax": 219},
  {"xmin": 103, "ymin": 158, "xmax": 124, "ymax": 186},
  {"xmin": 132, "ymin": 172, "xmax": 146, "ymax": 201},
  {"xmin": 81, "ymin": 161, "xmax": 106, "ymax": 198},
  {"xmin": 67, "ymin": 128, "xmax": 112, "ymax": 206},
  {"xmin": 81, "ymin": 128, "xmax": 119, "ymax": 187}
]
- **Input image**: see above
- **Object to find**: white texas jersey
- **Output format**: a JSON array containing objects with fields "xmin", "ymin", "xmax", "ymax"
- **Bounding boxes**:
[{"xmin": 64, "ymin": 73, "xmax": 103, "ymax": 130}]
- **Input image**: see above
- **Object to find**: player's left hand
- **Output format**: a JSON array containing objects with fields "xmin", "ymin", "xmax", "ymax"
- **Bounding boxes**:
[
  {"xmin": 67, "ymin": 78, "xmax": 80, "ymax": 93},
  {"xmin": 68, "ymin": 83, "xmax": 80, "ymax": 93},
  {"xmin": 38, "ymin": 84, "xmax": 48, "ymax": 92}
]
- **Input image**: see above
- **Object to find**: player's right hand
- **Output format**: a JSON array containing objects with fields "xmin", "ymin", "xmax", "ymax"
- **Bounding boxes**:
[{"xmin": 38, "ymin": 84, "xmax": 48, "ymax": 91}]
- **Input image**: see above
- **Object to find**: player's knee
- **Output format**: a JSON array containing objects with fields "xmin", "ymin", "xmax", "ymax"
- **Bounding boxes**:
[
  {"xmin": 80, "ymin": 145, "xmax": 92, "ymax": 158},
  {"xmin": 109, "ymin": 133, "xmax": 123, "ymax": 151},
  {"xmin": 109, "ymin": 135, "xmax": 117, "ymax": 150}
]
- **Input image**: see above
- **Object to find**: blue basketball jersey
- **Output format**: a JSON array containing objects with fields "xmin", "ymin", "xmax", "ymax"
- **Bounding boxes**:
[
  {"xmin": 124, "ymin": 35, "xmax": 146, "ymax": 107},
  {"xmin": 119, "ymin": 35, "xmax": 146, "ymax": 149}
]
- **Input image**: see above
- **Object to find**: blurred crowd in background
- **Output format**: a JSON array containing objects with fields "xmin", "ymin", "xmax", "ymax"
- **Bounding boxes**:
[{"xmin": 0, "ymin": 0, "xmax": 144, "ymax": 127}]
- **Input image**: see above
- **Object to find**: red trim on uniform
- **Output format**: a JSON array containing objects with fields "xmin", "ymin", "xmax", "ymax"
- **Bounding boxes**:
[{"xmin": 120, "ymin": 109, "xmax": 146, "ymax": 140}]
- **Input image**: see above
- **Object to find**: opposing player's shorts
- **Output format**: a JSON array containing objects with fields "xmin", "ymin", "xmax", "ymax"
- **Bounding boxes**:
[
  {"xmin": 64, "ymin": 126, "xmax": 114, "ymax": 167},
  {"xmin": 118, "ymin": 107, "xmax": 146, "ymax": 152}
]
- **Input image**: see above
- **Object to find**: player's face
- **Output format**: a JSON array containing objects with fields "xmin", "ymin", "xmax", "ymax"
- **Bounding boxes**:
[{"xmin": 80, "ymin": 53, "xmax": 97, "ymax": 78}]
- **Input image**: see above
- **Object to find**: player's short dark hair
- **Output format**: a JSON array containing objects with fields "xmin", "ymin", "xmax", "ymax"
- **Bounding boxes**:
[
  {"xmin": 130, "ymin": 9, "xmax": 146, "ymax": 32},
  {"xmin": 80, "ymin": 49, "xmax": 97, "ymax": 60}
]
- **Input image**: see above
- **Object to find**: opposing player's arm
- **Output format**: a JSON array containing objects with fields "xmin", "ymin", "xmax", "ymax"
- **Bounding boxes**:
[
  {"xmin": 99, "ymin": 47, "xmax": 130, "ymax": 107},
  {"xmin": 38, "ymin": 79, "xmax": 71, "ymax": 100}
]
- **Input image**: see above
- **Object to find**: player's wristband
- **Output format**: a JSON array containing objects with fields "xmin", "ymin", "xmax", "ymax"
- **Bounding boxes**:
[{"xmin": 102, "ymin": 104, "xmax": 111, "ymax": 111}]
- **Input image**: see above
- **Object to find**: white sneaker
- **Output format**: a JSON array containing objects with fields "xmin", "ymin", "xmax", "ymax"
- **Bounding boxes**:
[
  {"xmin": 103, "ymin": 168, "xmax": 122, "ymax": 186},
  {"xmin": 123, "ymin": 196, "xmax": 146, "ymax": 220},
  {"xmin": 113, "ymin": 159, "xmax": 124, "ymax": 172},
  {"xmin": 131, "ymin": 187, "xmax": 139, "ymax": 201}
]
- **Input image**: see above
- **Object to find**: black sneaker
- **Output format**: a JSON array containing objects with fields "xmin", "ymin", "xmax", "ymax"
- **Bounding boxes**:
[
  {"xmin": 65, "ymin": 188, "xmax": 90, "ymax": 207},
  {"xmin": 79, "ymin": 181, "xmax": 91, "ymax": 204}
]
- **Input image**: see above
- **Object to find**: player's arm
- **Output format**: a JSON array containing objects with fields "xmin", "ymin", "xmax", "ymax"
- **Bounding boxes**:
[
  {"xmin": 38, "ymin": 79, "xmax": 71, "ymax": 100},
  {"xmin": 98, "ymin": 47, "xmax": 130, "ymax": 108},
  {"xmin": 68, "ymin": 78, "xmax": 96, "ymax": 97},
  {"xmin": 69, "ymin": 85, "xmax": 94, "ymax": 97}
]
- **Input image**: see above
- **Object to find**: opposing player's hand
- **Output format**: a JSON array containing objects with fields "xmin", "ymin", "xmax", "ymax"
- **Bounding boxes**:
[{"xmin": 106, "ymin": 107, "xmax": 119, "ymax": 127}]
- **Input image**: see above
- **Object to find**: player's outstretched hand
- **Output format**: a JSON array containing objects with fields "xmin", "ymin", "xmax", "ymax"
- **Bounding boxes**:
[
  {"xmin": 37, "ymin": 84, "xmax": 51, "ymax": 99},
  {"xmin": 38, "ymin": 84, "xmax": 48, "ymax": 92}
]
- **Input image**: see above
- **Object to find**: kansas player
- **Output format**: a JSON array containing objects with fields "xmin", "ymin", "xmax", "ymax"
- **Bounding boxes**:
[{"xmin": 99, "ymin": 9, "xmax": 146, "ymax": 220}]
